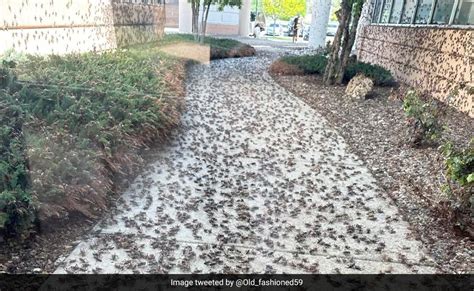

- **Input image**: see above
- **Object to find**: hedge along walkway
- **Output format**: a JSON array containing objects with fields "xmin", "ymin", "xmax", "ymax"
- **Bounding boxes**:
[{"xmin": 55, "ymin": 50, "xmax": 437, "ymax": 274}]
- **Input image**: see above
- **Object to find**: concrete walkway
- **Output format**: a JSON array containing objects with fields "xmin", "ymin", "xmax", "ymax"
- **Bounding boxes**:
[{"xmin": 55, "ymin": 50, "xmax": 436, "ymax": 274}]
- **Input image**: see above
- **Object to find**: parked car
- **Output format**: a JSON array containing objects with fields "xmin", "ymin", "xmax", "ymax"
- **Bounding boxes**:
[
  {"xmin": 303, "ymin": 25, "xmax": 310, "ymax": 40},
  {"xmin": 326, "ymin": 21, "xmax": 339, "ymax": 36},
  {"xmin": 266, "ymin": 23, "xmax": 283, "ymax": 36}
]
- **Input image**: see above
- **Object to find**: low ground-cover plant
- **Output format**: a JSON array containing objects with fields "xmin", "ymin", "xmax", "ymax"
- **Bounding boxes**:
[
  {"xmin": 344, "ymin": 62, "xmax": 395, "ymax": 86},
  {"xmin": 0, "ymin": 66, "xmax": 15, "ymax": 89},
  {"xmin": 0, "ymin": 68, "xmax": 35, "ymax": 235},
  {"xmin": 0, "ymin": 44, "xmax": 186, "ymax": 236},
  {"xmin": 403, "ymin": 91, "xmax": 444, "ymax": 146},
  {"xmin": 279, "ymin": 55, "xmax": 328, "ymax": 75},
  {"xmin": 270, "ymin": 54, "xmax": 394, "ymax": 86}
]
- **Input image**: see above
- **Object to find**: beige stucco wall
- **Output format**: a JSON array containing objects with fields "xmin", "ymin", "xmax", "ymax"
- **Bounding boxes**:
[
  {"xmin": 358, "ymin": 25, "xmax": 473, "ymax": 117},
  {"xmin": 207, "ymin": 24, "xmax": 240, "ymax": 35},
  {"xmin": 0, "ymin": 0, "xmax": 165, "ymax": 55}
]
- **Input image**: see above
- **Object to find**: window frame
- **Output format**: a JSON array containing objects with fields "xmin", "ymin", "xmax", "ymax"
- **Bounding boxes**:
[
  {"xmin": 388, "ymin": 0, "xmax": 404, "ymax": 23},
  {"xmin": 452, "ymin": 0, "xmax": 474, "ymax": 24},
  {"xmin": 370, "ymin": 0, "xmax": 474, "ymax": 26}
]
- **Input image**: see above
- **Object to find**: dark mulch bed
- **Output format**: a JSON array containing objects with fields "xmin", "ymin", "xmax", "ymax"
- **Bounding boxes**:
[
  {"xmin": 272, "ymin": 74, "xmax": 473, "ymax": 273},
  {"xmin": 0, "ymin": 222, "xmax": 94, "ymax": 273},
  {"xmin": 211, "ymin": 44, "xmax": 256, "ymax": 60}
]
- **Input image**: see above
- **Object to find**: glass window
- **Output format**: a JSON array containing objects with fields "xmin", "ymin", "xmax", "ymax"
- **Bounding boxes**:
[
  {"xmin": 389, "ymin": 0, "xmax": 404, "ymax": 23},
  {"xmin": 401, "ymin": 0, "xmax": 417, "ymax": 23},
  {"xmin": 380, "ymin": 0, "xmax": 393, "ymax": 22},
  {"xmin": 373, "ymin": 0, "xmax": 384, "ymax": 22},
  {"xmin": 415, "ymin": 0, "xmax": 434, "ymax": 23},
  {"xmin": 454, "ymin": 0, "xmax": 474, "ymax": 24},
  {"xmin": 432, "ymin": 0, "xmax": 455, "ymax": 23}
]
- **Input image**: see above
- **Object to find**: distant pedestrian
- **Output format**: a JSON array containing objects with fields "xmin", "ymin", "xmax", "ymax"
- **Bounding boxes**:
[{"xmin": 292, "ymin": 15, "xmax": 302, "ymax": 43}]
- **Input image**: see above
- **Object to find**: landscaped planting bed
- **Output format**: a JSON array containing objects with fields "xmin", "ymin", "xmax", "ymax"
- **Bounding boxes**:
[
  {"xmin": 0, "ymin": 35, "xmax": 256, "ymax": 273},
  {"xmin": 269, "ymin": 54, "xmax": 395, "ymax": 86},
  {"xmin": 2, "ymin": 48, "xmax": 186, "ymax": 234},
  {"xmin": 271, "ymin": 73, "xmax": 473, "ymax": 273}
]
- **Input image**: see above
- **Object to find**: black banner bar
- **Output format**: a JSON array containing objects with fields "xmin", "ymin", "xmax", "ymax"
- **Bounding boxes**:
[{"xmin": 0, "ymin": 274, "xmax": 472, "ymax": 291}]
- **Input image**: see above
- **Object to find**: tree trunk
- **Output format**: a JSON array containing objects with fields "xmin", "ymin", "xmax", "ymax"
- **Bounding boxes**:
[
  {"xmin": 199, "ymin": 0, "xmax": 206, "ymax": 42},
  {"xmin": 323, "ymin": 0, "xmax": 351, "ymax": 85},
  {"xmin": 200, "ymin": 1, "xmax": 212, "ymax": 43},
  {"xmin": 354, "ymin": 0, "xmax": 374, "ymax": 52},
  {"xmin": 334, "ymin": 3, "xmax": 353, "ymax": 84},
  {"xmin": 191, "ymin": 0, "xmax": 200, "ymax": 40},
  {"xmin": 335, "ymin": 0, "xmax": 364, "ymax": 84}
]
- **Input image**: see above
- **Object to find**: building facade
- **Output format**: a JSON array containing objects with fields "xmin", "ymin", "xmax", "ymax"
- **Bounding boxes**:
[
  {"xmin": 165, "ymin": 0, "xmax": 180, "ymax": 28},
  {"xmin": 0, "ymin": 0, "xmax": 165, "ymax": 55},
  {"xmin": 178, "ymin": 0, "xmax": 251, "ymax": 36},
  {"xmin": 357, "ymin": 0, "xmax": 473, "ymax": 116}
]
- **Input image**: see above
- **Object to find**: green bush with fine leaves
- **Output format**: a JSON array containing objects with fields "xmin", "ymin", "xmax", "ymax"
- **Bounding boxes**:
[
  {"xmin": 0, "ymin": 72, "xmax": 35, "ymax": 234},
  {"xmin": 344, "ymin": 61, "xmax": 395, "ymax": 86},
  {"xmin": 276, "ymin": 54, "xmax": 395, "ymax": 86},
  {"xmin": 0, "ymin": 45, "xmax": 185, "ymax": 236},
  {"xmin": 280, "ymin": 55, "xmax": 328, "ymax": 75}
]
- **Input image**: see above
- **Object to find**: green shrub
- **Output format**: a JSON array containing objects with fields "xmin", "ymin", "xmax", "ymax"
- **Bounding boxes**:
[
  {"xmin": 160, "ymin": 34, "xmax": 243, "ymax": 50},
  {"xmin": 403, "ymin": 90, "xmax": 444, "ymax": 145},
  {"xmin": 0, "ymin": 90, "xmax": 35, "ymax": 235},
  {"xmin": 442, "ymin": 141, "xmax": 474, "ymax": 187},
  {"xmin": 0, "ymin": 66, "xmax": 15, "ymax": 90},
  {"xmin": 0, "ymin": 45, "xmax": 185, "ymax": 235},
  {"xmin": 14, "ymin": 50, "xmax": 179, "ymax": 151},
  {"xmin": 276, "ymin": 55, "xmax": 394, "ymax": 86},
  {"xmin": 280, "ymin": 55, "xmax": 328, "ymax": 74},
  {"xmin": 441, "ymin": 140, "xmax": 473, "ymax": 217},
  {"xmin": 344, "ymin": 61, "xmax": 395, "ymax": 86}
]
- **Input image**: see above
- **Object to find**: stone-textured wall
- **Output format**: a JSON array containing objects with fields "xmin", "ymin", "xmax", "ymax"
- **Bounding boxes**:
[
  {"xmin": 0, "ymin": 0, "xmax": 165, "ymax": 55},
  {"xmin": 358, "ymin": 25, "xmax": 473, "ymax": 117},
  {"xmin": 112, "ymin": 1, "xmax": 165, "ymax": 47}
]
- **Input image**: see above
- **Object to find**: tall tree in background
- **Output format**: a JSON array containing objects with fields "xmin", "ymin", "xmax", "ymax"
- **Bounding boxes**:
[
  {"xmin": 323, "ymin": 0, "xmax": 364, "ymax": 85},
  {"xmin": 262, "ymin": 0, "xmax": 283, "ymax": 34},
  {"xmin": 189, "ymin": 0, "xmax": 242, "ymax": 41},
  {"xmin": 280, "ymin": 0, "xmax": 306, "ymax": 20},
  {"xmin": 330, "ymin": 0, "xmax": 342, "ymax": 21},
  {"xmin": 263, "ymin": 0, "xmax": 305, "ymax": 35}
]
